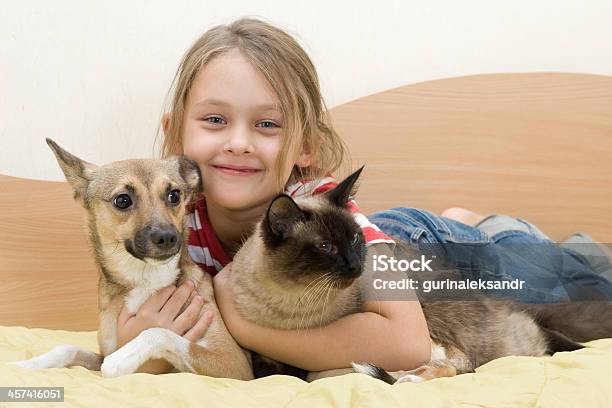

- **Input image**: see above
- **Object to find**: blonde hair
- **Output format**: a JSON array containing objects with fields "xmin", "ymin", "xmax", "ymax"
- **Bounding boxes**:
[{"xmin": 158, "ymin": 17, "xmax": 348, "ymax": 190}]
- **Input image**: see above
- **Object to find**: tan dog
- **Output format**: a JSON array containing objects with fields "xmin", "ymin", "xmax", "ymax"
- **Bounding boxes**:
[{"xmin": 14, "ymin": 139, "xmax": 252, "ymax": 379}]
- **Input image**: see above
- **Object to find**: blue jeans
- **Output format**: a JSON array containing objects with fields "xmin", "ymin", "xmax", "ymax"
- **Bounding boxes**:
[{"xmin": 368, "ymin": 208, "xmax": 612, "ymax": 303}]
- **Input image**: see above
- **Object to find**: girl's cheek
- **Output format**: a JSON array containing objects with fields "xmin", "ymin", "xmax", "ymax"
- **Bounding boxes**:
[{"xmin": 183, "ymin": 125, "xmax": 216, "ymax": 157}]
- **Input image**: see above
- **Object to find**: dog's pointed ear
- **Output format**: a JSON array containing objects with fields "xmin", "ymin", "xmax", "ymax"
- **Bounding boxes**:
[
  {"xmin": 325, "ymin": 165, "xmax": 364, "ymax": 207},
  {"xmin": 177, "ymin": 156, "xmax": 202, "ymax": 195},
  {"xmin": 265, "ymin": 194, "xmax": 306, "ymax": 239},
  {"xmin": 46, "ymin": 138, "xmax": 97, "ymax": 203}
]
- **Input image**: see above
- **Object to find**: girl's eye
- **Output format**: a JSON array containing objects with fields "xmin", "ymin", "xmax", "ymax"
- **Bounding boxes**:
[
  {"xmin": 204, "ymin": 116, "xmax": 227, "ymax": 125},
  {"xmin": 351, "ymin": 233, "xmax": 360, "ymax": 246},
  {"xmin": 167, "ymin": 189, "xmax": 181, "ymax": 206},
  {"xmin": 256, "ymin": 120, "xmax": 279, "ymax": 129},
  {"xmin": 113, "ymin": 194, "xmax": 133, "ymax": 210}
]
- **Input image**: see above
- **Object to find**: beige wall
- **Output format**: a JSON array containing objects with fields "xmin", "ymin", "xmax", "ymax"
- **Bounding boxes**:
[{"xmin": 2, "ymin": 0, "xmax": 612, "ymax": 180}]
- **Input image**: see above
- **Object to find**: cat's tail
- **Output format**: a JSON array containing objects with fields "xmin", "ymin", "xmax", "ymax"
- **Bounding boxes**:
[
  {"xmin": 521, "ymin": 301, "xmax": 612, "ymax": 343},
  {"xmin": 351, "ymin": 362, "xmax": 397, "ymax": 384}
]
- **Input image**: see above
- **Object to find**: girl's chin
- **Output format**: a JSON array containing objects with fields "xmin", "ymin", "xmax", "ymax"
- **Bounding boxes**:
[{"xmin": 207, "ymin": 192, "xmax": 271, "ymax": 211}]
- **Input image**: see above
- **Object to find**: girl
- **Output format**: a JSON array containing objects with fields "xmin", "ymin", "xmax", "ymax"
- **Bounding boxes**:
[
  {"xmin": 116, "ymin": 17, "xmax": 612, "ymax": 376},
  {"xmin": 116, "ymin": 17, "xmax": 430, "ymax": 375}
]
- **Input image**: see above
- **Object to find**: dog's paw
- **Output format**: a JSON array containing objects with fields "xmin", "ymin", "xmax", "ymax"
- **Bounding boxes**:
[
  {"xmin": 101, "ymin": 346, "xmax": 144, "ymax": 377},
  {"xmin": 9, "ymin": 359, "xmax": 41, "ymax": 370},
  {"xmin": 9, "ymin": 344, "xmax": 82, "ymax": 371},
  {"xmin": 101, "ymin": 329, "xmax": 164, "ymax": 377}
]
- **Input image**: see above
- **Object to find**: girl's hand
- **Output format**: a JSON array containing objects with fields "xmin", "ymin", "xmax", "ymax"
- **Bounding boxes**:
[{"xmin": 117, "ymin": 280, "xmax": 213, "ymax": 349}]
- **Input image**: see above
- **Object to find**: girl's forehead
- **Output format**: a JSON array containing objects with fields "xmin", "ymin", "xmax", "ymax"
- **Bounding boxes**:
[{"xmin": 187, "ymin": 51, "xmax": 281, "ymax": 112}]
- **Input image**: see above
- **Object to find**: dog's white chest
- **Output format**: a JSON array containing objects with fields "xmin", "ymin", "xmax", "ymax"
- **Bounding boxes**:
[
  {"xmin": 104, "ymin": 250, "xmax": 181, "ymax": 314},
  {"xmin": 125, "ymin": 286, "xmax": 165, "ymax": 314}
]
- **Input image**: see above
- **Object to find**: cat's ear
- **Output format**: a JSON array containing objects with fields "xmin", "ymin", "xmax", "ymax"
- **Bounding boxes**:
[
  {"xmin": 265, "ymin": 194, "xmax": 306, "ymax": 239},
  {"xmin": 326, "ymin": 166, "xmax": 364, "ymax": 207}
]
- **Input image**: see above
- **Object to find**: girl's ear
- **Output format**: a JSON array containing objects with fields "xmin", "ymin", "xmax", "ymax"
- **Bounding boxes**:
[
  {"xmin": 295, "ymin": 140, "xmax": 315, "ymax": 168},
  {"xmin": 162, "ymin": 113, "xmax": 170, "ymax": 136},
  {"xmin": 162, "ymin": 113, "xmax": 184, "ymax": 155},
  {"xmin": 172, "ymin": 143, "xmax": 184, "ymax": 156}
]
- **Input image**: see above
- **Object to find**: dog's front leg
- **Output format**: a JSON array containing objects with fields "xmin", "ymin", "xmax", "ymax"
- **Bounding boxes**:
[
  {"xmin": 100, "ymin": 328, "xmax": 179, "ymax": 377},
  {"xmin": 101, "ymin": 325, "xmax": 252, "ymax": 379},
  {"xmin": 12, "ymin": 344, "xmax": 102, "ymax": 371}
]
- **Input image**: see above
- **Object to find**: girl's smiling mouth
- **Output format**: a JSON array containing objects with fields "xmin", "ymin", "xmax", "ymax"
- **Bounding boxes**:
[{"xmin": 211, "ymin": 164, "xmax": 263, "ymax": 176}]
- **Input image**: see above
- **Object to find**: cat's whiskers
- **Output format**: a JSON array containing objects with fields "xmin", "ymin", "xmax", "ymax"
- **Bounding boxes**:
[
  {"xmin": 297, "ymin": 273, "xmax": 332, "ymax": 305},
  {"xmin": 305, "ymin": 275, "xmax": 334, "ymax": 330},
  {"xmin": 289, "ymin": 273, "xmax": 330, "ymax": 330},
  {"xmin": 296, "ymin": 277, "xmax": 328, "ymax": 332},
  {"xmin": 318, "ymin": 277, "xmax": 336, "ymax": 329},
  {"xmin": 297, "ymin": 275, "xmax": 332, "ymax": 332}
]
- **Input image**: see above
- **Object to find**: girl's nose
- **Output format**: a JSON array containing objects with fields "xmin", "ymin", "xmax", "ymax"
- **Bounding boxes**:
[{"xmin": 224, "ymin": 127, "xmax": 254, "ymax": 155}]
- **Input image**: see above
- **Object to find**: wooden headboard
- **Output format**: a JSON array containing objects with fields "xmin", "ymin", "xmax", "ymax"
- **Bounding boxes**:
[{"xmin": 2, "ymin": 73, "xmax": 611, "ymax": 330}]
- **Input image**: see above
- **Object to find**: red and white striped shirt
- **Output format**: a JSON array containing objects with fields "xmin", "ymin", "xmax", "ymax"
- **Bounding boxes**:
[{"xmin": 186, "ymin": 176, "xmax": 394, "ymax": 276}]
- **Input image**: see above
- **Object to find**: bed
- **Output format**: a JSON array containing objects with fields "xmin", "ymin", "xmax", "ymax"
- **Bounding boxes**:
[{"xmin": 1, "ymin": 72, "xmax": 611, "ymax": 407}]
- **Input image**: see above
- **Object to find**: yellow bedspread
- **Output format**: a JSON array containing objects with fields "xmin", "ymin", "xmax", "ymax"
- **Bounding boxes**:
[{"xmin": 1, "ymin": 326, "xmax": 611, "ymax": 407}]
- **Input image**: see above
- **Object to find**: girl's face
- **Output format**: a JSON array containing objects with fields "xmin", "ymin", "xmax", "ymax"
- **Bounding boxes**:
[{"xmin": 180, "ymin": 50, "xmax": 286, "ymax": 212}]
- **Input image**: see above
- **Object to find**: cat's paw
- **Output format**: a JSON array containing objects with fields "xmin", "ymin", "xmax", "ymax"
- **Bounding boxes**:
[{"xmin": 395, "ymin": 373, "xmax": 425, "ymax": 384}]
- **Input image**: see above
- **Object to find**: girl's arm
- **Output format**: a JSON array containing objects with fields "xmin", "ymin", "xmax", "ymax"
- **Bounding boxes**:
[{"xmin": 213, "ymin": 245, "xmax": 431, "ymax": 372}]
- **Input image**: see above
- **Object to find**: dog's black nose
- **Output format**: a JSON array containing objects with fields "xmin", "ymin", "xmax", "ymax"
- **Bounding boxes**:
[{"xmin": 150, "ymin": 225, "xmax": 178, "ymax": 250}]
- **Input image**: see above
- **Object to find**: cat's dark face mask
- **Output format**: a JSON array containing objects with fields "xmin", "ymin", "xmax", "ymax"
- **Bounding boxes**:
[{"xmin": 262, "ymin": 167, "xmax": 367, "ymax": 288}]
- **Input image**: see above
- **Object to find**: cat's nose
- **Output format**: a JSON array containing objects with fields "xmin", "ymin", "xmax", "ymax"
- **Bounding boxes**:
[{"xmin": 346, "ymin": 255, "xmax": 362, "ymax": 276}]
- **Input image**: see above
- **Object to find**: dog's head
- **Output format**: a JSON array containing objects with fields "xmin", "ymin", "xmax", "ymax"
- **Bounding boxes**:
[{"xmin": 47, "ymin": 138, "xmax": 201, "ymax": 264}]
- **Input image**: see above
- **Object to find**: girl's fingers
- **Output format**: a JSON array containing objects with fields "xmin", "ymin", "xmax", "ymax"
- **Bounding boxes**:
[
  {"xmin": 172, "ymin": 295, "xmax": 203, "ymax": 334},
  {"xmin": 139, "ymin": 285, "xmax": 177, "ymax": 313},
  {"xmin": 183, "ymin": 310, "xmax": 214, "ymax": 342},
  {"xmin": 119, "ymin": 286, "xmax": 176, "ymax": 325},
  {"xmin": 160, "ymin": 280, "xmax": 195, "ymax": 320},
  {"xmin": 117, "ymin": 304, "xmax": 137, "ymax": 325}
]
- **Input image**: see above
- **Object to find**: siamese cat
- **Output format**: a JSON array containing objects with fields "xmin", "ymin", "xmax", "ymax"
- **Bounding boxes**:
[
  {"xmin": 230, "ymin": 167, "xmax": 367, "ymax": 379},
  {"xmin": 230, "ymin": 167, "xmax": 612, "ymax": 383}
]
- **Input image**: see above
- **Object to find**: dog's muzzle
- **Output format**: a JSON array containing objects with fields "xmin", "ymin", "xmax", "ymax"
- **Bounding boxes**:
[{"xmin": 125, "ymin": 223, "xmax": 182, "ymax": 261}]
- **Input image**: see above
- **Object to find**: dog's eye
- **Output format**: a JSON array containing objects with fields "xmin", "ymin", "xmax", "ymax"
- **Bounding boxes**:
[
  {"xmin": 167, "ymin": 189, "xmax": 181, "ymax": 205},
  {"xmin": 351, "ymin": 233, "xmax": 360, "ymax": 246},
  {"xmin": 113, "ymin": 194, "xmax": 132, "ymax": 210}
]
